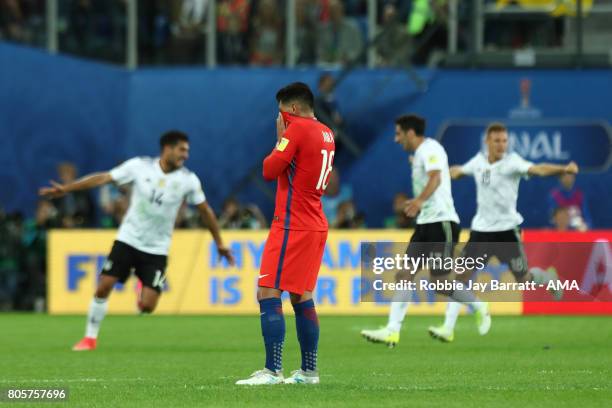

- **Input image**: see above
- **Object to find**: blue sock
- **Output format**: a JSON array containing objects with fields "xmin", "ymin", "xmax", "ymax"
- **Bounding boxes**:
[
  {"xmin": 259, "ymin": 297, "xmax": 285, "ymax": 373},
  {"xmin": 293, "ymin": 299, "xmax": 319, "ymax": 372}
]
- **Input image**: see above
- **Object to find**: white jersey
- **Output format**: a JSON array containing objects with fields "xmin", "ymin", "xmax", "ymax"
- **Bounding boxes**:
[
  {"xmin": 461, "ymin": 152, "xmax": 534, "ymax": 232},
  {"xmin": 412, "ymin": 138, "xmax": 460, "ymax": 225},
  {"xmin": 109, "ymin": 157, "xmax": 206, "ymax": 255}
]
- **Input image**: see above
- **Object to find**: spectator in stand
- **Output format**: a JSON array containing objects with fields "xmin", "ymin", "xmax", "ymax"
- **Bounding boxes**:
[
  {"xmin": 384, "ymin": 192, "xmax": 415, "ymax": 229},
  {"xmin": 376, "ymin": 2, "xmax": 411, "ymax": 67},
  {"xmin": 318, "ymin": 0, "xmax": 330, "ymax": 22},
  {"xmin": 52, "ymin": 162, "xmax": 96, "ymax": 228},
  {"xmin": 21, "ymin": 200, "xmax": 61, "ymax": 311},
  {"xmin": 218, "ymin": 197, "xmax": 242, "ymax": 229},
  {"xmin": 0, "ymin": 209, "xmax": 23, "ymax": 310},
  {"xmin": 317, "ymin": 0, "xmax": 364, "ymax": 65},
  {"xmin": 344, "ymin": 0, "xmax": 367, "ymax": 16},
  {"xmin": 66, "ymin": 0, "xmax": 96, "ymax": 56},
  {"xmin": 549, "ymin": 173, "xmax": 591, "ymax": 231},
  {"xmin": 1, "ymin": 0, "xmax": 46, "ymax": 45},
  {"xmin": 408, "ymin": 0, "xmax": 450, "ymax": 65},
  {"xmin": 321, "ymin": 168, "xmax": 353, "ymax": 226},
  {"xmin": 334, "ymin": 199, "xmax": 366, "ymax": 229},
  {"xmin": 168, "ymin": 0, "xmax": 209, "ymax": 64},
  {"xmin": 217, "ymin": 0, "xmax": 250, "ymax": 64},
  {"xmin": 551, "ymin": 206, "xmax": 572, "ymax": 232},
  {"xmin": 295, "ymin": 0, "xmax": 318, "ymax": 65},
  {"xmin": 218, "ymin": 197, "xmax": 267, "ymax": 229},
  {"xmin": 241, "ymin": 204, "xmax": 267, "ymax": 229},
  {"xmin": 99, "ymin": 182, "xmax": 130, "ymax": 228},
  {"xmin": 175, "ymin": 202, "xmax": 202, "ymax": 228},
  {"xmin": 249, "ymin": 0, "xmax": 283, "ymax": 65},
  {"xmin": 0, "ymin": 0, "xmax": 25, "ymax": 41},
  {"xmin": 138, "ymin": 0, "xmax": 171, "ymax": 64}
]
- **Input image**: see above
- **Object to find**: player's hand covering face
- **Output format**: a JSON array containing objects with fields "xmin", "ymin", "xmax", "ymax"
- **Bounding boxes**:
[{"xmin": 276, "ymin": 112, "xmax": 287, "ymax": 143}]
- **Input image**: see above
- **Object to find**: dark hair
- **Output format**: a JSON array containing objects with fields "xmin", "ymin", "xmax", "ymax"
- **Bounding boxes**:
[
  {"xmin": 485, "ymin": 122, "xmax": 507, "ymax": 137},
  {"xmin": 160, "ymin": 131, "xmax": 189, "ymax": 149},
  {"xmin": 276, "ymin": 82, "xmax": 314, "ymax": 110},
  {"xmin": 395, "ymin": 114, "xmax": 426, "ymax": 135}
]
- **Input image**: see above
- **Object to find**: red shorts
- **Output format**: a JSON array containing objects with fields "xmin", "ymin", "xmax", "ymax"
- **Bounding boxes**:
[{"xmin": 259, "ymin": 226, "xmax": 328, "ymax": 295}]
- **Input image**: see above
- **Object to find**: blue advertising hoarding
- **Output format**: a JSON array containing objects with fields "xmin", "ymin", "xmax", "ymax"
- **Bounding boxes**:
[{"xmin": 437, "ymin": 120, "xmax": 612, "ymax": 172}]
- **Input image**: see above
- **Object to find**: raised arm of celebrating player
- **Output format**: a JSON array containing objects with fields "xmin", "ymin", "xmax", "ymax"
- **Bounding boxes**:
[
  {"xmin": 404, "ymin": 170, "xmax": 441, "ymax": 218},
  {"xmin": 39, "ymin": 172, "xmax": 112, "ymax": 198},
  {"xmin": 449, "ymin": 152, "xmax": 483, "ymax": 180},
  {"xmin": 40, "ymin": 167, "xmax": 235, "ymax": 265},
  {"xmin": 528, "ymin": 161, "xmax": 579, "ymax": 177},
  {"xmin": 196, "ymin": 202, "xmax": 235, "ymax": 265}
]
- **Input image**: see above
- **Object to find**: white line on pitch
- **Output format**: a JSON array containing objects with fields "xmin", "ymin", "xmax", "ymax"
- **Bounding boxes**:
[{"xmin": 0, "ymin": 378, "xmax": 150, "ymax": 384}]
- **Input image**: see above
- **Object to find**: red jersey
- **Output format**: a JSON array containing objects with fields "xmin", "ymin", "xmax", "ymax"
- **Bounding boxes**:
[{"xmin": 263, "ymin": 112, "xmax": 335, "ymax": 231}]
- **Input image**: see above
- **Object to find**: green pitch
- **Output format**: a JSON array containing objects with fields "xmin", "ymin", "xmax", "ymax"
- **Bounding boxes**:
[{"xmin": 2, "ymin": 314, "xmax": 611, "ymax": 407}]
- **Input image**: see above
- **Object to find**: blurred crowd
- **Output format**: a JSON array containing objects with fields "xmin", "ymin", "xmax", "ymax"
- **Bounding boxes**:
[
  {"xmin": 0, "ymin": 0, "xmax": 46, "ymax": 46},
  {"xmin": 2, "ymin": 0, "xmax": 607, "ymax": 68},
  {"xmin": 2, "ymin": 0, "xmax": 598, "ymax": 68},
  {"xmin": 0, "ymin": 0, "xmax": 459, "ymax": 67}
]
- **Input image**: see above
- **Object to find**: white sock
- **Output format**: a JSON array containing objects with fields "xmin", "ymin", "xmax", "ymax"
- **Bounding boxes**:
[
  {"xmin": 85, "ymin": 297, "xmax": 108, "ymax": 339},
  {"xmin": 529, "ymin": 267, "xmax": 552, "ymax": 284},
  {"xmin": 450, "ymin": 288, "xmax": 485, "ymax": 312},
  {"xmin": 443, "ymin": 301, "xmax": 461, "ymax": 331},
  {"xmin": 387, "ymin": 290, "xmax": 411, "ymax": 333}
]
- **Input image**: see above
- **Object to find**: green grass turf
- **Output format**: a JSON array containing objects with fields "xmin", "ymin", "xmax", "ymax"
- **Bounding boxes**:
[{"xmin": 1, "ymin": 314, "xmax": 611, "ymax": 407}]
